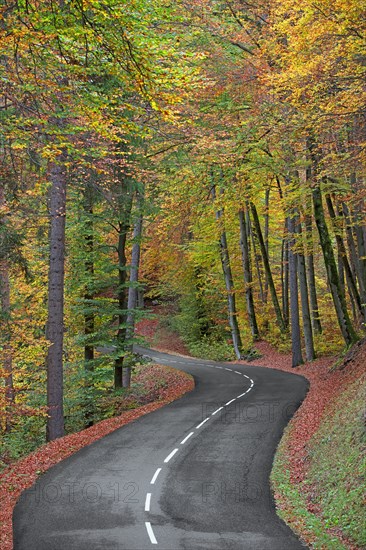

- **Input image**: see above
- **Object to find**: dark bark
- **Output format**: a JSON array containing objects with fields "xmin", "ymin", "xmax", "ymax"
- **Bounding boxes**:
[
  {"xmin": 250, "ymin": 202, "xmax": 286, "ymax": 333},
  {"xmin": 83, "ymin": 188, "xmax": 94, "ymax": 366},
  {"xmin": 312, "ymin": 185, "xmax": 358, "ymax": 346},
  {"xmin": 46, "ymin": 154, "xmax": 67, "ymax": 441},
  {"xmin": 239, "ymin": 208, "xmax": 259, "ymax": 340},
  {"xmin": 304, "ymin": 214, "xmax": 322, "ymax": 334},
  {"xmin": 114, "ymin": 180, "xmax": 134, "ymax": 389},
  {"xmin": 250, "ymin": 220, "xmax": 265, "ymax": 304},
  {"xmin": 342, "ymin": 201, "xmax": 366, "ymax": 319},
  {"xmin": 83, "ymin": 187, "xmax": 95, "ymax": 427},
  {"xmin": 288, "ymin": 215, "xmax": 304, "ymax": 367},
  {"xmin": 263, "ymin": 188, "xmax": 270, "ymax": 303},
  {"xmin": 211, "ymin": 186, "xmax": 243, "ymax": 359},
  {"xmin": 114, "ymin": 220, "xmax": 129, "ymax": 388},
  {"xmin": 325, "ymin": 194, "xmax": 365, "ymax": 323},
  {"xmin": 0, "ymin": 184, "xmax": 14, "ymax": 432},
  {"xmin": 281, "ymin": 219, "xmax": 289, "ymax": 329},
  {"xmin": 295, "ymin": 214, "xmax": 315, "ymax": 361},
  {"xmin": 350, "ymin": 173, "xmax": 366, "ymax": 299},
  {"xmin": 124, "ymin": 194, "xmax": 144, "ymax": 388}
]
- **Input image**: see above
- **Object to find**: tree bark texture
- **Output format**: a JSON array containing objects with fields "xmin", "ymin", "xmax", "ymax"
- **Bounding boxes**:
[
  {"xmin": 312, "ymin": 185, "xmax": 358, "ymax": 346},
  {"xmin": 295, "ymin": 214, "xmax": 315, "ymax": 360},
  {"xmin": 46, "ymin": 155, "xmax": 67, "ymax": 441},
  {"xmin": 239, "ymin": 208, "xmax": 259, "ymax": 340},
  {"xmin": 211, "ymin": 186, "xmax": 243, "ymax": 359},
  {"xmin": 124, "ymin": 194, "xmax": 144, "ymax": 388},
  {"xmin": 250, "ymin": 202, "xmax": 286, "ymax": 333},
  {"xmin": 288, "ymin": 215, "xmax": 304, "ymax": 367}
]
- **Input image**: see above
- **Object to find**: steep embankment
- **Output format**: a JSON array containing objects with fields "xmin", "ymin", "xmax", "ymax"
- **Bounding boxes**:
[{"xmin": 269, "ymin": 339, "xmax": 365, "ymax": 550}]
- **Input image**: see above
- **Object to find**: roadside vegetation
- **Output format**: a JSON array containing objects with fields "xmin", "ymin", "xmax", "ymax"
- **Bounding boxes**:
[{"xmin": 270, "ymin": 340, "xmax": 366, "ymax": 549}]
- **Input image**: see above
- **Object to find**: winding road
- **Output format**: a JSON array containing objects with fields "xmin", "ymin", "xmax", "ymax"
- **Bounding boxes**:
[{"xmin": 13, "ymin": 347, "xmax": 309, "ymax": 549}]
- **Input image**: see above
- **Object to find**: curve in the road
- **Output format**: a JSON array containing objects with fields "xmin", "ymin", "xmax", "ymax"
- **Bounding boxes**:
[
  {"xmin": 13, "ymin": 347, "xmax": 309, "ymax": 550},
  {"xmin": 141, "ymin": 356, "xmax": 255, "ymax": 545}
]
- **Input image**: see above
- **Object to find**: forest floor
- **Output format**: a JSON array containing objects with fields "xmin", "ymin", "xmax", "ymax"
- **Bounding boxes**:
[{"xmin": 137, "ymin": 306, "xmax": 366, "ymax": 550}]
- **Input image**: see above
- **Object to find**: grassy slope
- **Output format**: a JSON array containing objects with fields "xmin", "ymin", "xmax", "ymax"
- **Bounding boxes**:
[{"xmin": 271, "ymin": 350, "xmax": 365, "ymax": 549}]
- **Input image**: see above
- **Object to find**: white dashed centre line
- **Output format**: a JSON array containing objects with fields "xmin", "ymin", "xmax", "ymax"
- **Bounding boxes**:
[
  {"xmin": 196, "ymin": 417, "xmax": 210, "ymax": 429},
  {"xmin": 145, "ymin": 522, "xmax": 157, "ymax": 545},
  {"xmin": 164, "ymin": 448, "xmax": 179, "ymax": 463},
  {"xmin": 225, "ymin": 398, "xmax": 236, "ymax": 406},
  {"xmin": 144, "ymin": 354, "xmax": 255, "ymax": 546},
  {"xmin": 145, "ymin": 493, "xmax": 152, "ymax": 512},
  {"xmin": 180, "ymin": 432, "xmax": 194, "ymax": 445},
  {"xmin": 150, "ymin": 468, "xmax": 162, "ymax": 485}
]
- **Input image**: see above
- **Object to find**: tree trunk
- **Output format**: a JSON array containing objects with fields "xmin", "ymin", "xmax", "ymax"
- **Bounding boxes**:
[
  {"xmin": 288, "ymin": 215, "xmax": 304, "ymax": 367},
  {"xmin": 250, "ymin": 202, "xmax": 286, "ymax": 333},
  {"xmin": 325, "ymin": 194, "xmax": 365, "ymax": 323},
  {"xmin": 295, "ymin": 213, "xmax": 315, "ymax": 361},
  {"xmin": 83, "ymin": 187, "xmax": 95, "ymax": 427},
  {"xmin": 263, "ymin": 188, "xmax": 270, "ymax": 303},
  {"xmin": 239, "ymin": 208, "xmax": 259, "ymax": 340},
  {"xmin": 0, "ymin": 184, "xmax": 14, "ymax": 432},
  {"xmin": 211, "ymin": 186, "xmax": 243, "ymax": 359},
  {"xmin": 304, "ymin": 214, "xmax": 322, "ymax": 334},
  {"xmin": 114, "ymin": 220, "xmax": 129, "ymax": 389},
  {"xmin": 84, "ymin": 188, "xmax": 94, "ymax": 366},
  {"xmin": 281, "ymin": 219, "xmax": 290, "ymax": 329},
  {"xmin": 46, "ymin": 154, "xmax": 67, "ymax": 441},
  {"xmin": 342, "ymin": 201, "xmax": 366, "ymax": 320},
  {"xmin": 312, "ymin": 185, "xmax": 358, "ymax": 346},
  {"xmin": 114, "ymin": 178, "xmax": 134, "ymax": 389},
  {"xmin": 124, "ymin": 193, "xmax": 144, "ymax": 388}
]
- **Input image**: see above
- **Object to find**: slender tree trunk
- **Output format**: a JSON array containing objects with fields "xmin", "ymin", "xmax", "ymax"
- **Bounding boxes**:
[
  {"xmin": 83, "ymin": 187, "xmax": 94, "ymax": 427},
  {"xmin": 0, "ymin": 184, "xmax": 14, "ymax": 432},
  {"xmin": 350, "ymin": 173, "xmax": 366, "ymax": 299},
  {"xmin": 325, "ymin": 194, "xmax": 365, "ymax": 323},
  {"xmin": 342, "ymin": 201, "xmax": 366, "ymax": 319},
  {"xmin": 288, "ymin": 215, "xmax": 304, "ymax": 367},
  {"xmin": 312, "ymin": 185, "xmax": 358, "ymax": 346},
  {"xmin": 84, "ymin": 188, "xmax": 94, "ymax": 366},
  {"xmin": 46, "ymin": 154, "xmax": 67, "ymax": 441},
  {"xmin": 304, "ymin": 214, "xmax": 322, "ymax": 334},
  {"xmin": 295, "ymin": 213, "xmax": 315, "ymax": 360},
  {"xmin": 281, "ymin": 219, "xmax": 290, "ymax": 329},
  {"xmin": 263, "ymin": 188, "xmax": 270, "ymax": 303},
  {"xmin": 124, "ymin": 194, "xmax": 144, "ymax": 388},
  {"xmin": 250, "ymin": 220, "xmax": 265, "ymax": 304},
  {"xmin": 114, "ymin": 220, "xmax": 129, "ymax": 388},
  {"xmin": 250, "ymin": 202, "xmax": 286, "ymax": 333},
  {"xmin": 211, "ymin": 186, "xmax": 243, "ymax": 359},
  {"xmin": 239, "ymin": 208, "xmax": 259, "ymax": 339}
]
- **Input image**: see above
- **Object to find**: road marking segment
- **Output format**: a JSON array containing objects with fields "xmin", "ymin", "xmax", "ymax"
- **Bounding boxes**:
[
  {"xmin": 145, "ymin": 493, "xmax": 152, "ymax": 512},
  {"xmin": 180, "ymin": 432, "xmax": 194, "ymax": 445},
  {"xmin": 164, "ymin": 448, "xmax": 179, "ymax": 463},
  {"xmin": 225, "ymin": 398, "xmax": 236, "ymax": 406},
  {"xmin": 145, "ymin": 522, "xmax": 157, "ymax": 545},
  {"xmin": 196, "ymin": 417, "xmax": 210, "ymax": 429},
  {"xmin": 150, "ymin": 468, "xmax": 162, "ymax": 485}
]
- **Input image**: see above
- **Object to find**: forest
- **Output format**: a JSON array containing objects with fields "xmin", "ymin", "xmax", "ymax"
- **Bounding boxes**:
[{"xmin": 0, "ymin": 0, "xmax": 365, "ymax": 464}]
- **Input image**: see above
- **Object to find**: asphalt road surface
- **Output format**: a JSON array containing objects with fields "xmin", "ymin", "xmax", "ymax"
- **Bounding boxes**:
[{"xmin": 13, "ymin": 347, "xmax": 309, "ymax": 549}]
